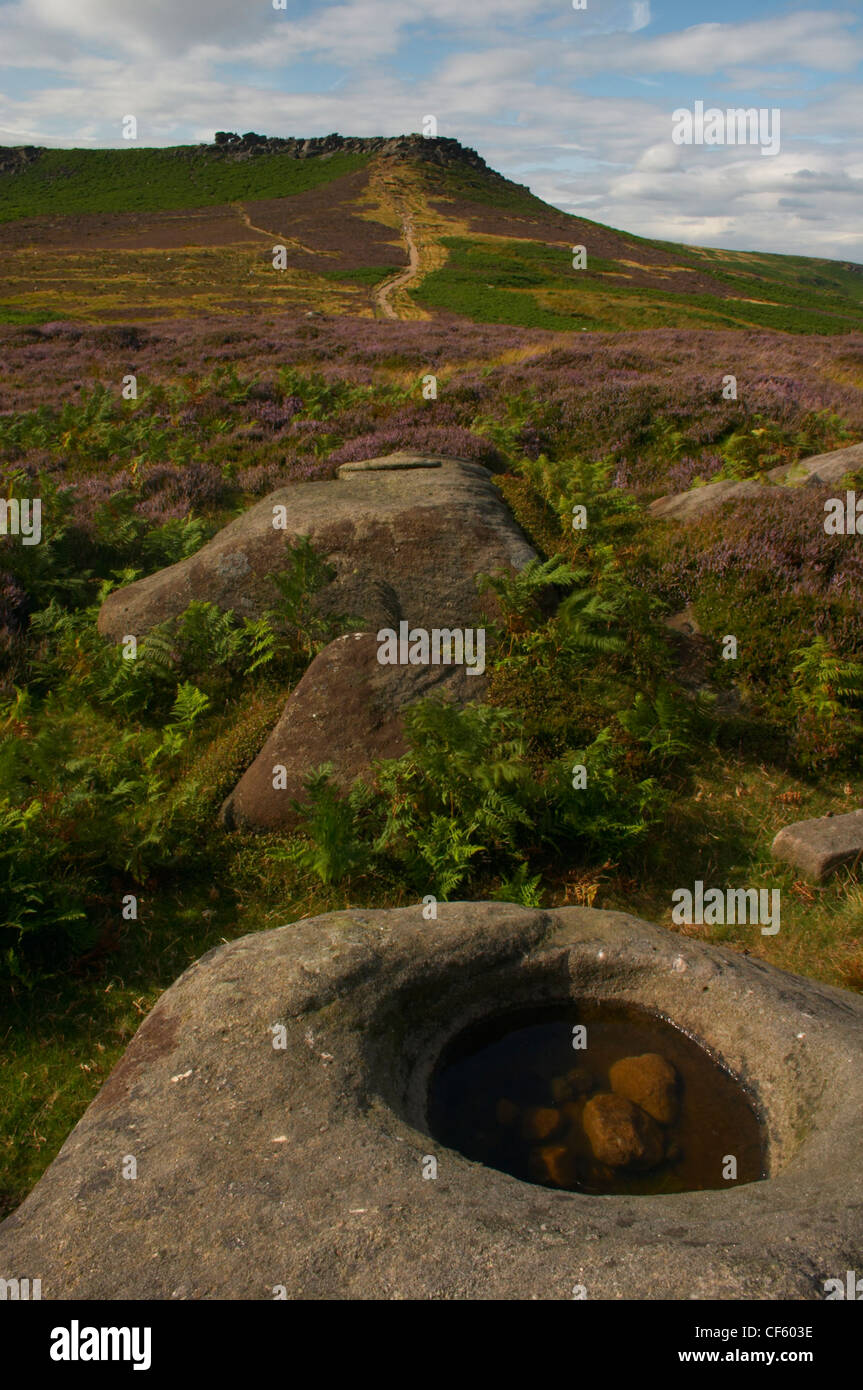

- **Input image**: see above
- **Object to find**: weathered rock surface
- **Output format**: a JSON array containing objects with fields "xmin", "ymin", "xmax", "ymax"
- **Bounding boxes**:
[
  {"xmin": 97, "ymin": 455, "xmax": 535, "ymax": 642},
  {"xmin": 336, "ymin": 456, "xmax": 442, "ymax": 474},
  {"xmin": 210, "ymin": 131, "xmax": 495, "ymax": 175},
  {"xmin": 582, "ymin": 1092, "xmax": 664, "ymax": 1169},
  {"xmin": 609, "ymin": 1053, "xmax": 679, "ymax": 1125},
  {"xmin": 2, "ymin": 903, "xmax": 862, "ymax": 1301},
  {"xmin": 648, "ymin": 478, "xmax": 775, "ymax": 522},
  {"xmin": 650, "ymin": 441, "xmax": 862, "ymax": 522},
  {"xmin": 766, "ymin": 441, "xmax": 863, "ymax": 488},
  {"xmin": 221, "ymin": 631, "xmax": 486, "ymax": 830},
  {"xmin": 771, "ymin": 809, "xmax": 863, "ymax": 881}
]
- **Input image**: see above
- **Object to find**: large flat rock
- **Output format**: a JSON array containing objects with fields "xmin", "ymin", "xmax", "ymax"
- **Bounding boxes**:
[
  {"xmin": 97, "ymin": 455, "xmax": 535, "ymax": 642},
  {"xmin": 1, "ymin": 904, "xmax": 861, "ymax": 1300},
  {"xmin": 221, "ymin": 631, "xmax": 487, "ymax": 831},
  {"xmin": 772, "ymin": 809, "xmax": 863, "ymax": 881}
]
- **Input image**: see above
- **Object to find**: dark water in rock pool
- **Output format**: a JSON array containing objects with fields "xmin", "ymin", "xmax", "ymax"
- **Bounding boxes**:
[{"xmin": 427, "ymin": 1001, "xmax": 766, "ymax": 1195}]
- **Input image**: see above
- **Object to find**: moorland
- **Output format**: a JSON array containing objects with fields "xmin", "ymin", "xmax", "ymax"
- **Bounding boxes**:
[{"xmin": 1, "ymin": 132, "xmax": 862, "ymax": 1218}]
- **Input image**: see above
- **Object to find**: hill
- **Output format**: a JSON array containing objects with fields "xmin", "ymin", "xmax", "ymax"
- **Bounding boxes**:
[{"xmin": 1, "ymin": 132, "xmax": 862, "ymax": 332}]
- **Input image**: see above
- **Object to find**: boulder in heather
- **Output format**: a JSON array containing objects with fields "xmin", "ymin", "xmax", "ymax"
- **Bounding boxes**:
[
  {"xmin": 649, "ymin": 478, "xmax": 775, "ymax": 523},
  {"xmin": 766, "ymin": 441, "xmax": 863, "ymax": 488},
  {"xmin": 221, "ymin": 630, "xmax": 487, "ymax": 831},
  {"xmin": 650, "ymin": 441, "xmax": 862, "ymax": 524},
  {"xmin": 97, "ymin": 455, "xmax": 535, "ymax": 642}
]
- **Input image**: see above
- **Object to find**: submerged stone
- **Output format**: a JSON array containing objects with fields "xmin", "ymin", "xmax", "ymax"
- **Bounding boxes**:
[
  {"xmin": 582, "ymin": 1093, "xmax": 665, "ymax": 1170},
  {"xmin": 609, "ymin": 1053, "xmax": 679, "ymax": 1125}
]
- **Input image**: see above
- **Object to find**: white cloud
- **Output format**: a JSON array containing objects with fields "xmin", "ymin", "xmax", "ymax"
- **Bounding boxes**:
[
  {"xmin": 3, "ymin": 0, "xmax": 655, "ymax": 66},
  {"xmin": 0, "ymin": 0, "xmax": 860, "ymax": 260},
  {"xmin": 560, "ymin": 11, "xmax": 863, "ymax": 76},
  {"xmin": 23, "ymin": 0, "xmax": 271, "ymax": 55},
  {"xmin": 635, "ymin": 142, "xmax": 682, "ymax": 172}
]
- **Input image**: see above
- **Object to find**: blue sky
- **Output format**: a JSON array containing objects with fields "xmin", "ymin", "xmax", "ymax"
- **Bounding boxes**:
[{"xmin": 1, "ymin": 0, "xmax": 861, "ymax": 259}]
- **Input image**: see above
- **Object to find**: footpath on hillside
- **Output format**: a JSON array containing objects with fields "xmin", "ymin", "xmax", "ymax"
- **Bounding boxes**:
[{"xmin": 374, "ymin": 216, "xmax": 420, "ymax": 318}]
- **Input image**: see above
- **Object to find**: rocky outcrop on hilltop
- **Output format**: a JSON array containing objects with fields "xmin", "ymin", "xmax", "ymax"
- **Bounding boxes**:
[
  {"xmin": 210, "ymin": 131, "xmax": 492, "ymax": 171},
  {"xmin": 0, "ymin": 145, "xmax": 41, "ymax": 175}
]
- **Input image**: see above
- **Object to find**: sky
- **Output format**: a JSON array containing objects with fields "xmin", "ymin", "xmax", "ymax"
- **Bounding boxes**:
[{"xmin": 1, "ymin": 0, "xmax": 861, "ymax": 260}]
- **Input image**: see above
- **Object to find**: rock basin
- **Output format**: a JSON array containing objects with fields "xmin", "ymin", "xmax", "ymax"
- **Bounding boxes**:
[{"xmin": 0, "ymin": 904, "xmax": 861, "ymax": 1300}]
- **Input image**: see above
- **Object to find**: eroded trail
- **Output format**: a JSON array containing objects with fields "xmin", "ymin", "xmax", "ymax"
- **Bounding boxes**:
[
  {"xmin": 374, "ymin": 217, "xmax": 420, "ymax": 319},
  {"xmin": 232, "ymin": 202, "xmax": 322, "ymax": 256}
]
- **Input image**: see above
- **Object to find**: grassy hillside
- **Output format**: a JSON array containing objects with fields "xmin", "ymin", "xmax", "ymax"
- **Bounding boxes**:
[
  {"xmin": 1, "ymin": 136, "xmax": 861, "ymax": 333},
  {"xmin": 415, "ymin": 158, "xmax": 863, "ymax": 335},
  {"xmin": 412, "ymin": 235, "xmax": 863, "ymax": 334},
  {"xmin": 0, "ymin": 145, "xmax": 370, "ymax": 220}
]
